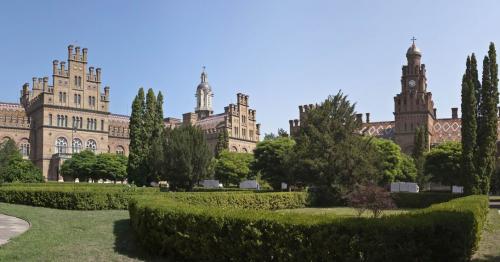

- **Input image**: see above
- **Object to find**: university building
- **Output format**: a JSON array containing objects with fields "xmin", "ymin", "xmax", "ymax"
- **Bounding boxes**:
[
  {"xmin": 0, "ymin": 45, "xmax": 260, "ymax": 180},
  {"xmin": 290, "ymin": 41, "xmax": 500, "ymax": 152}
]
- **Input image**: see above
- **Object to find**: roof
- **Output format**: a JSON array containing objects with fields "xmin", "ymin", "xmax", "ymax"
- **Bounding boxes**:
[
  {"xmin": 0, "ymin": 102, "xmax": 24, "ymax": 111},
  {"xmin": 196, "ymin": 113, "xmax": 226, "ymax": 130}
]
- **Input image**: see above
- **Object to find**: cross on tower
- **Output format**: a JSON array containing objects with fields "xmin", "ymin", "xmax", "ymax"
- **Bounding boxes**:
[{"xmin": 411, "ymin": 36, "xmax": 417, "ymax": 44}]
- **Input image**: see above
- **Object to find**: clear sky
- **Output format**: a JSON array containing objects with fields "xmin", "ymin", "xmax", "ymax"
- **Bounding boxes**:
[{"xmin": 1, "ymin": 0, "xmax": 500, "ymax": 135}]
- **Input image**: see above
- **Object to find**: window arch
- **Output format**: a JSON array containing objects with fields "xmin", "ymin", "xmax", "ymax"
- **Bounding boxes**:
[
  {"xmin": 55, "ymin": 137, "xmax": 68, "ymax": 154},
  {"xmin": 242, "ymin": 148, "xmax": 248, "ymax": 153},
  {"xmin": 231, "ymin": 146, "xmax": 238, "ymax": 152},
  {"xmin": 116, "ymin": 146, "xmax": 125, "ymax": 155},
  {"xmin": 1, "ymin": 136, "xmax": 13, "ymax": 143},
  {"xmin": 19, "ymin": 139, "xmax": 30, "ymax": 157},
  {"xmin": 86, "ymin": 139, "xmax": 97, "ymax": 152},
  {"xmin": 72, "ymin": 138, "xmax": 83, "ymax": 153}
]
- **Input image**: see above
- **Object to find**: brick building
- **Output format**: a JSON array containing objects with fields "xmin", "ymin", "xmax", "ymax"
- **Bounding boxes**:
[
  {"xmin": 290, "ymin": 41, "xmax": 500, "ymax": 152},
  {"xmin": 0, "ymin": 45, "xmax": 260, "ymax": 180}
]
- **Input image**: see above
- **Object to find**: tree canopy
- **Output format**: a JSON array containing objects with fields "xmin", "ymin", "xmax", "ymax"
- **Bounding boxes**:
[
  {"xmin": 61, "ymin": 150, "xmax": 127, "ymax": 181},
  {"xmin": 0, "ymin": 139, "xmax": 43, "ymax": 183},
  {"xmin": 214, "ymin": 150, "xmax": 253, "ymax": 186},
  {"xmin": 424, "ymin": 142, "xmax": 462, "ymax": 186}
]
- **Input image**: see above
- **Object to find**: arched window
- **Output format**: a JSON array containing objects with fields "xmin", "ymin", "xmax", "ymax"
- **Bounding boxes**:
[
  {"xmin": 116, "ymin": 146, "xmax": 125, "ymax": 155},
  {"xmin": 72, "ymin": 138, "xmax": 83, "ymax": 153},
  {"xmin": 55, "ymin": 137, "xmax": 68, "ymax": 154},
  {"xmin": 231, "ymin": 146, "xmax": 238, "ymax": 152},
  {"xmin": 242, "ymin": 148, "xmax": 248, "ymax": 153},
  {"xmin": 86, "ymin": 139, "xmax": 97, "ymax": 152},
  {"xmin": 1, "ymin": 136, "xmax": 13, "ymax": 143},
  {"xmin": 19, "ymin": 139, "xmax": 30, "ymax": 157}
]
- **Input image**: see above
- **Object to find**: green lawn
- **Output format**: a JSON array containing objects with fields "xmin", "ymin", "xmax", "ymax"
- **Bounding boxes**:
[
  {"xmin": 473, "ymin": 208, "xmax": 500, "ymax": 261},
  {"xmin": 276, "ymin": 207, "xmax": 410, "ymax": 217},
  {"xmin": 0, "ymin": 203, "xmax": 160, "ymax": 262}
]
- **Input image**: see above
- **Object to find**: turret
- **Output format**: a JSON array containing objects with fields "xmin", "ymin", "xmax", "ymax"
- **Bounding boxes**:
[
  {"xmin": 53, "ymin": 60, "xmax": 59, "ymax": 75},
  {"xmin": 96, "ymin": 68, "xmax": 101, "ymax": 82},
  {"xmin": 82, "ymin": 48, "xmax": 88, "ymax": 62},
  {"xmin": 68, "ymin": 45, "xmax": 74, "ymax": 60},
  {"xmin": 75, "ymin": 47, "xmax": 81, "ymax": 61}
]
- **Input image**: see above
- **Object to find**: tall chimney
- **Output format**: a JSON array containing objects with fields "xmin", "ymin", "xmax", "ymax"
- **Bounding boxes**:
[
  {"xmin": 365, "ymin": 113, "xmax": 370, "ymax": 123},
  {"xmin": 451, "ymin": 107, "xmax": 458, "ymax": 119},
  {"xmin": 356, "ymin": 113, "xmax": 363, "ymax": 123}
]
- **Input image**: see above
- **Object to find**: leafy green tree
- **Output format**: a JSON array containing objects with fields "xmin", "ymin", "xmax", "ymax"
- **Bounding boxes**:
[
  {"xmin": 413, "ymin": 126, "xmax": 430, "ymax": 186},
  {"xmin": 162, "ymin": 125, "xmax": 212, "ymax": 191},
  {"xmin": 127, "ymin": 88, "xmax": 146, "ymax": 185},
  {"xmin": 251, "ymin": 137, "xmax": 295, "ymax": 190},
  {"xmin": 214, "ymin": 129, "xmax": 229, "ymax": 157},
  {"xmin": 371, "ymin": 138, "xmax": 416, "ymax": 184},
  {"xmin": 290, "ymin": 92, "xmax": 381, "ymax": 196},
  {"xmin": 461, "ymin": 55, "xmax": 480, "ymax": 194},
  {"xmin": 61, "ymin": 150, "xmax": 97, "ymax": 181},
  {"xmin": 148, "ymin": 91, "xmax": 165, "ymax": 183},
  {"xmin": 263, "ymin": 133, "xmax": 277, "ymax": 141},
  {"xmin": 214, "ymin": 150, "xmax": 253, "ymax": 186},
  {"xmin": 94, "ymin": 153, "xmax": 128, "ymax": 181},
  {"xmin": 399, "ymin": 154, "xmax": 417, "ymax": 182},
  {"xmin": 0, "ymin": 139, "xmax": 43, "ymax": 183},
  {"xmin": 477, "ymin": 43, "xmax": 499, "ymax": 194},
  {"xmin": 424, "ymin": 142, "xmax": 462, "ymax": 186}
]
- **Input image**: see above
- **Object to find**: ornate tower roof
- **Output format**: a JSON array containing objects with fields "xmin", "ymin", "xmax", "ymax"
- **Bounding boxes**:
[
  {"xmin": 197, "ymin": 66, "xmax": 212, "ymax": 92},
  {"xmin": 406, "ymin": 37, "xmax": 422, "ymax": 57}
]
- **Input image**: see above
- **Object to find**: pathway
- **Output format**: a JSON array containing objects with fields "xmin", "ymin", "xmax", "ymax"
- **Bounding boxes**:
[{"xmin": 0, "ymin": 214, "xmax": 30, "ymax": 245}]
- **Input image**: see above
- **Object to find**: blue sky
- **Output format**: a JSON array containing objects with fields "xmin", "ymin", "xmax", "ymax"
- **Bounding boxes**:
[{"xmin": 1, "ymin": 1, "xmax": 500, "ymax": 135}]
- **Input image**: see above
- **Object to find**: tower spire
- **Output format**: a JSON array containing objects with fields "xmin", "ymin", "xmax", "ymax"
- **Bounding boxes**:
[{"xmin": 201, "ymin": 66, "xmax": 208, "ymax": 83}]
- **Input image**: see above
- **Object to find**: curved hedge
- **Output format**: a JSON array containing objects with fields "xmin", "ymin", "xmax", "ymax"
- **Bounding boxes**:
[{"xmin": 129, "ymin": 195, "xmax": 489, "ymax": 261}]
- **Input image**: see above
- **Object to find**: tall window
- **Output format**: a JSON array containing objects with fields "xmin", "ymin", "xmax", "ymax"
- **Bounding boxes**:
[
  {"xmin": 58, "ymin": 92, "xmax": 63, "ymax": 102},
  {"xmin": 55, "ymin": 137, "xmax": 68, "ymax": 154},
  {"xmin": 242, "ymin": 128, "xmax": 246, "ymax": 139},
  {"xmin": 72, "ymin": 138, "xmax": 82, "ymax": 153},
  {"xmin": 63, "ymin": 92, "xmax": 67, "ymax": 103},
  {"xmin": 101, "ymin": 120, "xmax": 104, "ymax": 131},
  {"xmin": 234, "ymin": 127, "xmax": 239, "ymax": 137},
  {"xmin": 242, "ymin": 115, "xmax": 246, "ymax": 124},
  {"xmin": 48, "ymin": 114, "xmax": 52, "ymax": 126},
  {"xmin": 86, "ymin": 139, "xmax": 97, "ymax": 152},
  {"xmin": 19, "ymin": 140, "xmax": 30, "ymax": 157}
]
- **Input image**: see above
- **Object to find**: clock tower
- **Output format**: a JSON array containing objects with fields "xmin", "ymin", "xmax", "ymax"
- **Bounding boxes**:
[{"xmin": 394, "ymin": 39, "xmax": 435, "ymax": 153}]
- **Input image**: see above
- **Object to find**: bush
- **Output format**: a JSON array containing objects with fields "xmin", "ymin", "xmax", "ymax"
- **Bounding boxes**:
[
  {"xmin": 167, "ymin": 191, "xmax": 309, "ymax": 210},
  {"xmin": 346, "ymin": 183, "xmax": 395, "ymax": 217},
  {"xmin": 391, "ymin": 192, "xmax": 462, "ymax": 208},
  {"xmin": 0, "ymin": 183, "xmax": 157, "ymax": 210},
  {"xmin": 129, "ymin": 195, "xmax": 488, "ymax": 261}
]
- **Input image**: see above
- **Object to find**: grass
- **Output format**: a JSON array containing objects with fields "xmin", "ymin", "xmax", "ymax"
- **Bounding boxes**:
[
  {"xmin": 473, "ymin": 207, "xmax": 500, "ymax": 261},
  {"xmin": 275, "ymin": 207, "xmax": 410, "ymax": 217},
  {"xmin": 0, "ymin": 203, "xmax": 160, "ymax": 262}
]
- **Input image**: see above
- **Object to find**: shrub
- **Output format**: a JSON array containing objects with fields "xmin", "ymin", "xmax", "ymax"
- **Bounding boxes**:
[
  {"xmin": 391, "ymin": 192, "xmax": 462, "ymax": 208},
  {"xmin": 346, "ymin": 183, "xmax": 395, "ymax": 217},
  {"xmin": 0, "ymin": 183, "xmax": 157, "ymax": 210},
  {"xmin": 129, "ymin": 195, "xmax": 488, "ymax": 261}
]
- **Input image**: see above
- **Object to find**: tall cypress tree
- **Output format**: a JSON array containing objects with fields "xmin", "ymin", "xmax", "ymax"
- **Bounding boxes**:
[
  {"xmin": 214, "ymin": 129, "xmax": 229, "ymax": 157},
  {"xmin": 127, "ymin": 88, "xmax": 146, "ymax": 185},
  {"xmin": 461, "ymin": 56, "xmax": 479, "ymax": 194},
  {"xmin": 413, "ymin": 126, "xmax": 429, "ymax": 187},
  {"xmin": 149, "ymin": 91, "xmax": 165, "ymax": 182},
  {"xmin": 477, "ymin": 43, "xmax": 499, "ymax": 194}
]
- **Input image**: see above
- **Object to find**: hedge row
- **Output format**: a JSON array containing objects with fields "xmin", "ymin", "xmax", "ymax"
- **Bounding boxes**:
[
  {"xmin": 391, "ymin": 192, "xmax": 462, "ymax": 208},
  {"xmin": 0, "ymin": 183, "xmax": 308, "ymax": 210},
  {"xmin": 167, "ymin": 192, "xmax": 309, "ymax": 210},
  {"xmin": 129, "ymin": 195, "xmax": 489, "ymax": 261}
]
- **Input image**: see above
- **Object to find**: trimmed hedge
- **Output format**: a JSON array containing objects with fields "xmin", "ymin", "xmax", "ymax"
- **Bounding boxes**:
[
  {"xmin": 0, "ymin": 183, "xmax": 157, "ymax": 210},
  {"xmin": 129, "ymin": 195, "xmax": 489, "ymax": 261},
  {"xmin": 167, "ymin": 191, "xmax": 309, "ymax": 210},
  {"xmin": 391, "ymin": 192, "xmax": 462, "ymax": 208}
]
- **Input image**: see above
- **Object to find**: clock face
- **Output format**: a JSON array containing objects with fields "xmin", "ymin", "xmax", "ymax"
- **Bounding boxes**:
[{"xmin": 408, "ymin": 80, "xmax": 416, "ymax": 88}]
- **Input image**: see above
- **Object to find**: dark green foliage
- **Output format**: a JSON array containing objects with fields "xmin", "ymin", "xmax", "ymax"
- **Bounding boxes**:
[
  {"xmin": 129, "ymin": 195, "xmax": 488, "ymax": 261},
  {"xmin": 61, "ymin": 151, "xmax": 127, "ymax": 181},
  {"xmin": 391, "ymin": 192, "xmax": 462, "ymax": 208},
  {"xmin": 461, "ymin": 55, "xmax": 480, "ymax": 194},
  {"xmin": 148, "ymin": 91, "xmax": 165, "ymax": 183},
  {"xmin": 0, "ymin": 139, "xmax": 43, "ymax": 183},
  {"xmin": 425, "ymin": 142, "xmax": 462, "ymax": 185},
  {"xmin": 371, "ymin": 138, "xmax": 417, "ymax": 184},
  {"xmin": 413, "ymin": 126, "xmax": 429, "ymax": 186},
  {"xmin": 127, "ymin": 88, "xmax": 146, "ymax": 185},
  {"xmin": 213, "ymin": 150, "xmax": 253, "ymax": 186},
  {"xmin": 251, "ymin": 137, "xmax": 296, "ymax": 190},
  {"xmin": 291, "ymin": 92, "xmax": 381, "ymax": 194},
  {"xmin": 477, "ymin": 43, "xmax": 499, "ymax": 194},
  {"xmin": 163, "ymin": 125, "xmax": 212, "ymax": 190},
  {"xmin": 214, "ymin": 129, "xmax": 229, "ymax": 157},
  {"xmin": 167, "ymin": 191, "xmax": 309, "ymax": 210},
  {"xmin": 0, "ymin": 183, "xmax": 158, "ymax": 210}
]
